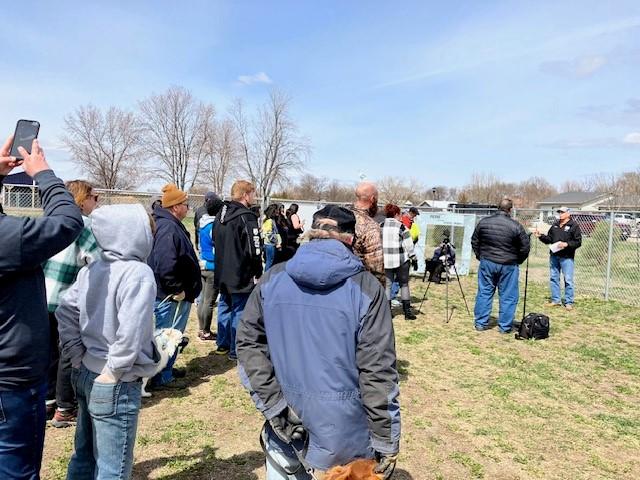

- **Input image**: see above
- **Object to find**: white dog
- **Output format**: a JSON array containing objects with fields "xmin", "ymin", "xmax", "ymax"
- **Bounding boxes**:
[{"xmin": 141, "ymin": 328, "xmax": 184, "ymax": 398}]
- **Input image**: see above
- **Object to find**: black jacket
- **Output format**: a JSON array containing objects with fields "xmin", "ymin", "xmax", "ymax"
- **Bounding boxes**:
[
  {"xmin": 0, "ymin": 171, "xmax": 83, "ymax": 390},
  {"xmin": 148, "ymin": 208, "xmax": 202, "ymax": 302},
  {"xmin": 214, "ymin": 201, "xmax": 263, "ymax": 294},
  {"xmin": 538, "ymin": 218, "xmax": 582, "ymax": 259},
  {"xmin": 472, "ymin": 211, "xmax": 530, "ymax": 265}
]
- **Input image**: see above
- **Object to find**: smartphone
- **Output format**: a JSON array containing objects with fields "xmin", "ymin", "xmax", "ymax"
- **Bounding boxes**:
[{"xmin": 9, "ymin": 119, "xmax": 40, "ymax": 160}]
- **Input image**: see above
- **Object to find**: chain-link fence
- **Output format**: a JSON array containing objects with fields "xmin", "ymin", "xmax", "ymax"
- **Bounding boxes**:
[
  {"xmin": 4, "ymin": 183, "xmax": 640, "ymax": 306},
  {"xmin": 508, "ymin": 209, "xmax": 640, "ymax": 307}
]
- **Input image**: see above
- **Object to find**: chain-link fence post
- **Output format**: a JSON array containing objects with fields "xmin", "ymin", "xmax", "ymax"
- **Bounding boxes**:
[{"xmin": 604, "ymin": 211, "xmax": 614, "ymax": 301}]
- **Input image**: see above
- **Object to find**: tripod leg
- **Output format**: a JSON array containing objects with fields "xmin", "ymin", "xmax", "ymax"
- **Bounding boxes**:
[
  {"xmin": 444, "ymin": 270, "xmax": 449, "ymax": 323},
  {"xmin": 452, "ymin": 264, "xmax": 472, "ymax": 316},
  {"xmin": 417, "ymin": 280, "xmax": 432, "ymax": 314}
]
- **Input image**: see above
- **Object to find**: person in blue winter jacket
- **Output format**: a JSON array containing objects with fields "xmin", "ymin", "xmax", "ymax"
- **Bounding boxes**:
[
  {"xmin": 237, "ymin": 205, "xmax": 401, "ymax": 480},
  {"xmin": 197, "ymin": 192, "xmax": 224, "ymax": 341}
]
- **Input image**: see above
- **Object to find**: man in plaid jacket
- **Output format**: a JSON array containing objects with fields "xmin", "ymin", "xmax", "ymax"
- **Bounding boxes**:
[
  {"xmin": 351, "ymin": 182, "xmax": 385, "ymax": 286},
  {"xmin": 43, "ymin": 180, "xmax": 100, "ymax": 427}
]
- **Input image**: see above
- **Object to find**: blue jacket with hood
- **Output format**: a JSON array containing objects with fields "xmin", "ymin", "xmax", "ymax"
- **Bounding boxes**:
[{"xmin": 237, "ymin": 239, "xmax": 401, "ymax": 471}]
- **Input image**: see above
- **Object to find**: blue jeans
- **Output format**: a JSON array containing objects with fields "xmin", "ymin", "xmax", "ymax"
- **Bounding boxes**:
[
  {"xmin": 152, "ymin": 298, "xmax": 192, "ymax": 385},
  {"xmin": 0, "ymin": 382, "xmax": 46, "ymax": 480},
  {"xmin": 216, "ymin": 292, "xmax": 250, "ymax": 357},
  {"xmin": 390, "ymin": 281, "xmax": 400, "ymax": 300},
  {"xmin": 265, "ymin": 245, "xmax": 276, "ymax": 271},
  {"xmin": 550, "ymin": 256, "xmax": 575, "ymax": 305},
  {"xmin": 474, "ymin": 259, "xmax": 519, "ymax": 333},
  {"xmin": 67, "ymin": 365, "xmax": 142, "ymax": 480}
]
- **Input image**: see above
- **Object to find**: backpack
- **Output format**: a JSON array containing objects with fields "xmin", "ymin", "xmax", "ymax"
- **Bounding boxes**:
[{"xmin": 515, "ymin": 313, "xmax": 550, "ymax": 340}]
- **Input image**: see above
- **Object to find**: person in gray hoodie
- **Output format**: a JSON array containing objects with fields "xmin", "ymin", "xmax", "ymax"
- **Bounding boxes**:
[{"xmin": 57, "ymin": 204, "xmax": 159, "ymax": 480}]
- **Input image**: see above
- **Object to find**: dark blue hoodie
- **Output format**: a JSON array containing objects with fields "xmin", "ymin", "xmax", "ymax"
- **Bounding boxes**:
[{"xmin": 237, "ymin": 239, "xmax": 401, "ymax": 470}]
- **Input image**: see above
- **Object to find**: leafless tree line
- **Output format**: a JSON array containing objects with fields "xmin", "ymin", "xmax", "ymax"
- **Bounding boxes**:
[{"xmin": 62, "ymin": 86, "xmax": 309, "ymax": 196}]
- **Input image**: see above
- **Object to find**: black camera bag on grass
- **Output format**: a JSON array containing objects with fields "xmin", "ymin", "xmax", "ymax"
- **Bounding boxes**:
[{"xmin": 515, "ymin": 313, "xmax": 550, "ymax": 340}]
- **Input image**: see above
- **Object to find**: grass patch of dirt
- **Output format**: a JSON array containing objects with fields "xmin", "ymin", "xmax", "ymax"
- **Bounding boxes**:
[{"xmin": 42, "ymin": 276, "xmax": 640, "ymax": 479}]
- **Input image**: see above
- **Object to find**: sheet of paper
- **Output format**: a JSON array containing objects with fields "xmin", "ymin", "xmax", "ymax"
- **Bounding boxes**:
[{"xmin": 549, "ymin": 241, "xmax": 563, "ymax": 253}]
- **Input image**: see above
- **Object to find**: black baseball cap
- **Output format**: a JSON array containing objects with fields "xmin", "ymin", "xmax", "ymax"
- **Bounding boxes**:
[
  {"xmin": 312, "ymin": 205, "xmax": 356, "ymax": 234},
  {"xmin": 409, "ymin": 207, "xmax": 420, "ymax": 215}
]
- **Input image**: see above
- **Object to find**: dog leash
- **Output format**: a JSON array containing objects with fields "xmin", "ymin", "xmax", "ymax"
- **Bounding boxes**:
[
  {"xmin": 260, "ymin": 424, "xmax": 320, "ymax": 480},
  {"xmin": 157, "ymin": 295, "xmax": 183, "ymax": 331}
]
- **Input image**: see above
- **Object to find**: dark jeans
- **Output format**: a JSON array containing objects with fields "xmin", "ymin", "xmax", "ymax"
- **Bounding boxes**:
[
  {"xmin": 474, "ymin": 259, "xmax": 519, "ymax": 332},
  {"xmin": 197, "ymin": 270, "xmax": 218, "ymax": 333},
  {"xmin": 216, "ymin": 292, "xmax": 250, "ymax": 357},
  {"xmin": 68, "ymin": 366, "xmax": 142, "ymax": 479},
  {"xmin": 385, "ymin": 261, "xmax": 410, "ymax": 301},
  {"xmin": 47, "ymin": 312, "xmax": 76, "ymax": 410},
  {"xmin": 0, "ymin": 382, "xmax": 47, "ymax": 480}
]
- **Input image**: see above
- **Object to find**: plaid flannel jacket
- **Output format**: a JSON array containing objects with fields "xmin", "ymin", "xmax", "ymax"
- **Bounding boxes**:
[
  {"xmin": 382, "ymin": 217, "xmax": 416, "ymax": 269},
  {"xmin": 43, "ymin": 216, "xmax": 100, "ymax": 313},
  {"xmin": 351, "ymin": 207, "xmax": 385, "ymax": 285}
]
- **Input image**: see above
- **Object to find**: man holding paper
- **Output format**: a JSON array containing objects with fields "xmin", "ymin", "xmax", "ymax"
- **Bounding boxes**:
[{"xmin": 535, "ymin": 207, "xmax": 582, "ymax": 310}]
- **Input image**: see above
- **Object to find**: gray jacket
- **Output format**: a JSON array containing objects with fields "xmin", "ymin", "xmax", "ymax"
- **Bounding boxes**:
[{"xmin": 56, "ymin": 204, "xmax": 159, "ymax": 382}]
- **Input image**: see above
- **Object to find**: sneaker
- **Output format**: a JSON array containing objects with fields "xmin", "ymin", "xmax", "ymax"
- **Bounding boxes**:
[
  {"xmin": 227, "ymin": 353, "xmax": 238, "ymax": 361},
  {"xmin": 51, "ymin": 408, "xmax": 77, "ymax": 428},
  {"xmin": 390, "ymin": 299, "xmax": 401, "ymax": 308},
  {"xmin": 475, "ymin": 325, "xmax": 490, "ymax": 331},
  {"xmin": 565, "ymin": 304, "xmax": 574, "ymax": 311},
  {"xmin": 546, "ymin": 302, "xmax": 562, "ymax": 307},
  {"xmin": 198, "ymin": 331, "xmax": 217, "ymax": 341},
  {"xmin": 214, "ymin": 346, "xmax": 230, "ymax": 355},
  {"xmin": 499, "ymin": 329, "xmax": 513, "ymax": 334}
]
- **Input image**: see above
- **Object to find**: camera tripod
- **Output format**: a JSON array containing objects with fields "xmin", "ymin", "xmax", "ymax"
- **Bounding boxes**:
[{"xmin": 417, "ymin": 242, "xmax": 471, "ymax": 323}]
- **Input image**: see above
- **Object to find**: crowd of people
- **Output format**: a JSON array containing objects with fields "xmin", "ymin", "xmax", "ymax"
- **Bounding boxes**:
[{"xmin": 0, "ymin": 133, "xmax": 581, "ymax": 480}]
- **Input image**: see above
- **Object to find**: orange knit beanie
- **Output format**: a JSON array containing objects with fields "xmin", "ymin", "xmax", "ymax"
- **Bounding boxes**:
[{"xmin": 161, "ymin": 183, "xmax": 188, "ymax": 208}]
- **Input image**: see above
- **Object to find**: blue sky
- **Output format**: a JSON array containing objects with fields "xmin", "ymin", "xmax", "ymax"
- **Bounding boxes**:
[{"xmin": 1, "ymin": 1, "xmax": 639, "ymax": 190}]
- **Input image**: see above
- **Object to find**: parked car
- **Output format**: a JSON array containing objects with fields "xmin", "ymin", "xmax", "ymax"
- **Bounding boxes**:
[{"xmin": 570, "ymin": 213, "xmax": 630, "ymax": 241}]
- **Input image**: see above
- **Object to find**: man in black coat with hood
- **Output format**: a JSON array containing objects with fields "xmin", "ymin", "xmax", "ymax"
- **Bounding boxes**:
[{"xmin": 213, "ymin": 180, "xmax": 263, "ymax": 360}]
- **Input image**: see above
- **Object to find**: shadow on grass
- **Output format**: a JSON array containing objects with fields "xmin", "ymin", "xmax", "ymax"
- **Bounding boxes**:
[
  {"xmin": 142, "ymin": 351, "xmax": 237, "ymax": 408},
  {"xmin": 394, "ymin": 469, "xmax": 416, "ymax": 479},
  {"xmin": 133, "ymin": 446, "xmax": 263, "ymax": 479}
]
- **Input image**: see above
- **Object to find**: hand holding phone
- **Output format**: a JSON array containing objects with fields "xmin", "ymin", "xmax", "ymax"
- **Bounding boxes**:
[
  {"xmin": 19, "ymin": 139, "xmax": 50, "ymax": 178},
  {"xmin": 0, "ymin": 135, "xmax": 23, "ymax": 176}
]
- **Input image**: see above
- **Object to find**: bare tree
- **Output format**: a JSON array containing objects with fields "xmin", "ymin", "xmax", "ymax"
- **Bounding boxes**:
[
  {"xmin": 62, "ymin": 105, "xmax": 144, "ymax": 189},
  {"xmin": 378, "ymin": 176, "xmax": 424, "ymax": 205},
  {"xmin": 459, "ymin": 173, "xmax": 516, "ymax": 205},
  {"xmin": 138, "ymin": 86, "xmax": 215, "ymax": 190},
  {"xmin": 231, "ymin": 91, "xmax": 310, "ymax": 203},
  {"xmin": 202, "ymin": 118, "xmax": 238, "ymax": 194}
]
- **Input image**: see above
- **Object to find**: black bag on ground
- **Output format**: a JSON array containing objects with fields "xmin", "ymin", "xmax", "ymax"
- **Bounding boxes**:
[{"xmin": 515, "ymin": 313, "xmax": 550, "ymax": 340}]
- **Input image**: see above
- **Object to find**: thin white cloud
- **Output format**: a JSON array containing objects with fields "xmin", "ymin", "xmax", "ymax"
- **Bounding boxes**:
[
  {"xmin": 623, "ymin": 132, "xmax": 640, "ymax": 144},
  {"xmin": 374, "ymin": 15, "xmax": 640, "ymax": 89},
  {"xmin": 540, "ymin": 54, "xmax": 608, "ymax": 78},
  {"xmin": 236, "ymin": 72, "xmax": 273, "ymax": 85}
]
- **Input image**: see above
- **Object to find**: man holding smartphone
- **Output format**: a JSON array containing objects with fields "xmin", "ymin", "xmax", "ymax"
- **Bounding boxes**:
[{"xmin": 0, "ymin": 134, "xmax": 83, "ymax": 479}]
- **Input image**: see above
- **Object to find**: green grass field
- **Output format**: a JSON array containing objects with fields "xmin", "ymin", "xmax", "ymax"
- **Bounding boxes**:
[{"xmin": 41, "ymin": 276, "xmax": 640, "ymax": 480}]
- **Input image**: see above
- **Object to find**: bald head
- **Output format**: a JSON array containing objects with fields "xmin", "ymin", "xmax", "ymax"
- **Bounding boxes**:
[{"xmin": 355, "ymin": 181, "xmax": 378, "ymax": 206}]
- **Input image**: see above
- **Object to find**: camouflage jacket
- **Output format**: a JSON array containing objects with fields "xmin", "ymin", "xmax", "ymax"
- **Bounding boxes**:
[{"xmin": 351, "ymin": 206, "xmax": 385, "ymax": 286}]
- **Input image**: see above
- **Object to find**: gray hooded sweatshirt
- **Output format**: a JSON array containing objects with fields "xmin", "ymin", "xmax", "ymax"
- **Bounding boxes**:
[{"xmin": 56, "ymin": 204, "xmax": 159, "ymax": 382}]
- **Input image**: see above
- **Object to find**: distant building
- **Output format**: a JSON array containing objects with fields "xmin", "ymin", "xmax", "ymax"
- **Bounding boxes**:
[{"xmin": 537, "ymin": 192, "xmax": 613, "ymax": 212}]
